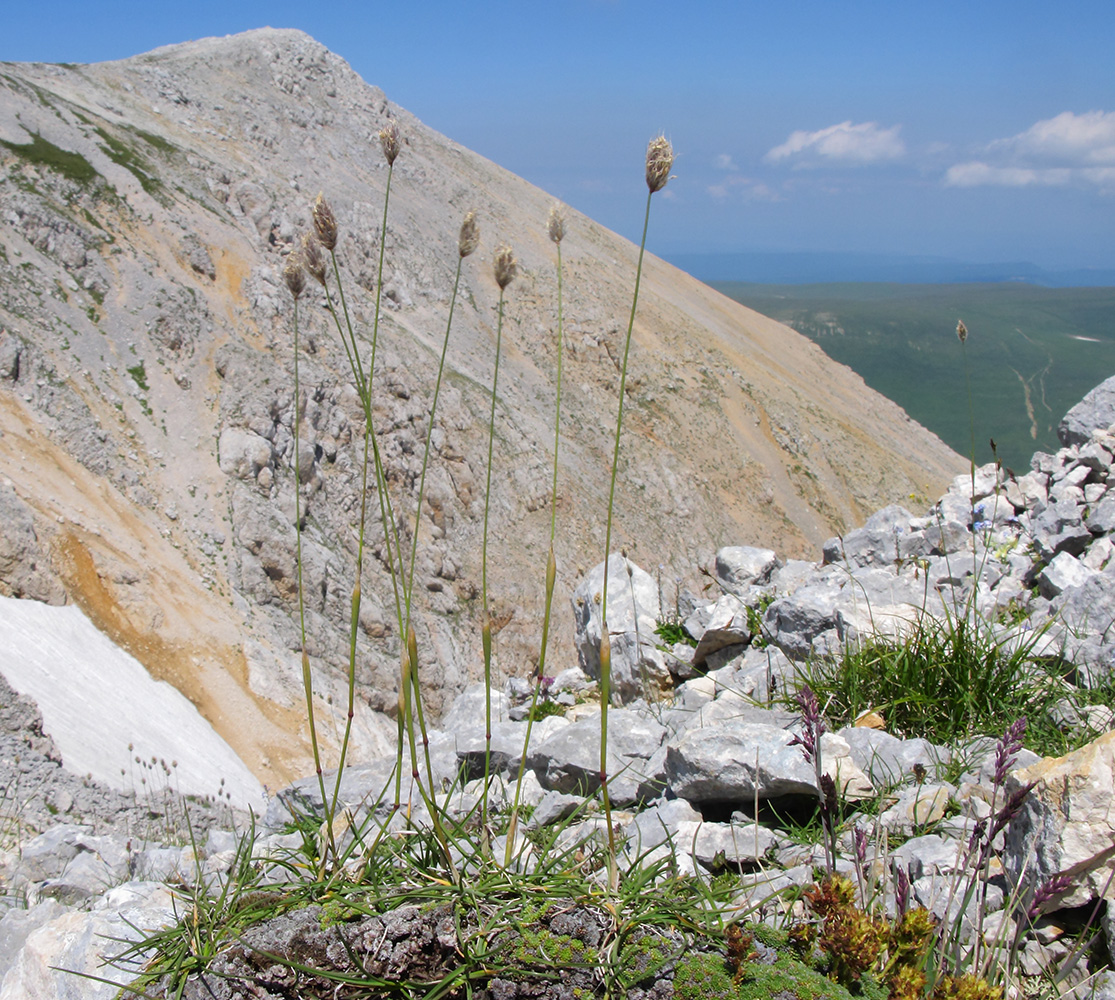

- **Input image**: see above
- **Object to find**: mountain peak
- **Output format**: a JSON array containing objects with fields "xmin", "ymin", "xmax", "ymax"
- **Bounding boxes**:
[{"xmin": 0, "ymin": 34, "xmax": 961, "ymax": 787}]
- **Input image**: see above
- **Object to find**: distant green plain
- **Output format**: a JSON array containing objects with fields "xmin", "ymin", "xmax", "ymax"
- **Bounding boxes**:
[{"xmin": 711, "ymin": 282, "xmax": 1115, "ymax": 472}]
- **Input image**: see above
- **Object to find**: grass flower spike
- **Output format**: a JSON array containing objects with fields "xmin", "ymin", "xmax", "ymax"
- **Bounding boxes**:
[
  {"xmin": 493, "ymin": 243, "xmax": 517, "ymax": 290},
  {"xmin": 312, "ymin": 192, "xmax": 338, "ymax": 251},
  {"xmin": 301, "ymin": 233, "xmax": 326, "ymax": 286},
  {"xmin": 282, "ymin": 252, "xmax": 306, "ymax": 300},
  {"xmin": 379, "ymin": 120, "xmax": 401, "ymax": 166},
  {"xmin": 645, "ymin": 135, "xmax": 674, "ymax": 193},
  {"xmin": 547, "ymin": 204, "xmax": 565, "ymax": 244},
  {"xmin": 458, "ymin": 210, "xmax": 480, "ymax": 258}
]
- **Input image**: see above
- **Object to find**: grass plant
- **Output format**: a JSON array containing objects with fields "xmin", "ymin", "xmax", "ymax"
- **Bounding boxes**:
[
  {"xmin": 505, "ymin": 204, "xmax": 567, "ymax": 863},
  {"xmin": 598, "ymin": 134, "xmax": 674, "ymax": 889},
  {"xmin": 798, "ymin": 605, "xmax": 1115, "ymax": 759},
  {"xmin": 480, "ymin": 242, "xmax": 517, "ymax": 851}
]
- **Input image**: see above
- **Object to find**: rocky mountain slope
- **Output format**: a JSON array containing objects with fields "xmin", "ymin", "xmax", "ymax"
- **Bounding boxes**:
[{"xmin": 0, "ymin": 28, "xmax": 961, "ymax": 787}]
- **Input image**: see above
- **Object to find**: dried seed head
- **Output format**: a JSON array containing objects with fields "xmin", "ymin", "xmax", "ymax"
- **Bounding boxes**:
[
  {"xmin": 645, "ymin": 135, "xmax": 674, "ymax": 193},
  {"xmin": 458, "ymin": 210, "xmax": 480, "ymax": 258},
  {"xmin": 283, "ymin": 252, "xmax": 306, "ymax": 300},
  {"xmin": 312, "ymin": 193, "xmax": 338, "ymax": 251},
  {"xmin": 301, "ymin": 232, "xmax": 327, "ymax": 286},
  {"xmin": 493, "ymin": 243, "xmax": 517, "ymax": 291},
  {"xmin": 957, "ymin": 319, "xmax": 968, "ymax": 343},
  {"xmin": 379, "ymin": 120, "xmax": 401, "ymax": 166},
  {"xmin": 547, "ymin": 204, "xmax": 566, "ymax": 244}
]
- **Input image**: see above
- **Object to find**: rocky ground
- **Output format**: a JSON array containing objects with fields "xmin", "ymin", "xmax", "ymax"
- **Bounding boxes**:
[{"xmin": 6, "ymin": 379, "xmax": 1115, "ymax": 998}]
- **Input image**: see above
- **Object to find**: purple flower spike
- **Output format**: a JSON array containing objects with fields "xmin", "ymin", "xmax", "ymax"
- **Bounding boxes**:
[
  {"xmin": 994, "ymin": 718, "xmax": 1027, "ymax": 787},
  {"xmin": 791, "ymin": 684, "xmax": 825, "ymax": 763},
  {"xmin": 894, "ymin": 863, "xmax": 911, "ymax": 916},
  {"xmin": 989, "ymin": 780, "xmax": 1036, "ymax": 841},
  {"xmin": 854, "ymin": 826, "xmax": 868, "ymax": 866},
  {"xmin": 1028, "ymin": 873, "xmax": 1074, "ymax": 920}
]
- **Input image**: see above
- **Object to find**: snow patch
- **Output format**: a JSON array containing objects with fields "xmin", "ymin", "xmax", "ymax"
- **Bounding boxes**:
[{"xmin": 0, "ymin": 595, "xmax": 266, "ymax": 813}]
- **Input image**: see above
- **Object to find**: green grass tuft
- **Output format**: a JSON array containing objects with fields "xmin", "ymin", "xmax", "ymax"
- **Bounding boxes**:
[{"xmin": 798, "ymin": 609, "xmax": 1115, "ymax": 758}]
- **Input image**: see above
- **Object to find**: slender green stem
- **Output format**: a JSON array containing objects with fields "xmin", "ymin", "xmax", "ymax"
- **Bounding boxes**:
[
  {"xmin": 598, "ymin": 187, "xmax": 655, "ymax": 890},
  {"xmin": 962, "ymin": 339, "xmax": 976, "ymax": 491},
  {"xmin": 328, "ymin": 256, "xmax": 365, "ymax": 404},
  {"xmin": 506, "ymin": 240, "xmax": 564, "ymax": 864},
  {"xmin": 960, "ymin": 336, "xmax": 981, "ymax": 625},
  {"xmin": 404, "ymin": 254, "xmax": 463, "ymax": 615},
  {"xmin": 601, "ymin": 189, "xmax": 653, "ymax": 620},
  {"xmin": 367, "ymin": 165, "xmax": 393, "ymax": 389},
  {"xmin": 291, "ymin": 298, "xmax": 332, "ymax": 858},
  {"xmin": 549, "ymin": 240, "xmax": 564, "ymax": 549},
  {"xmin": 399, "ymin": 254, "xmax": 466, "ymax": 814},
  {"xmin": 318, "ymin": 169, "xmax": 410, "ymax": 826},
  {"xmin": 480, "ymin": 285, "xmax": 507, "ymax": 849}
]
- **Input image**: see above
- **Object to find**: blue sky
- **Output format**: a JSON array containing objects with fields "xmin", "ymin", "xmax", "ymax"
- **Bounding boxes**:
[{"xmin": 4, "ymin": 1, "xmax": 1114, "ymax": 272}]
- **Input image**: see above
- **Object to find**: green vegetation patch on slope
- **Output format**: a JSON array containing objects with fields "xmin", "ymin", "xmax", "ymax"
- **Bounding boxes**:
[
  {"xmin": 713, "ymin": 281, "xmax": 1115, "ymax": 471},
  {"xmin": 0, "ymin": 131, "xmax": 100, "ymax": 186}
]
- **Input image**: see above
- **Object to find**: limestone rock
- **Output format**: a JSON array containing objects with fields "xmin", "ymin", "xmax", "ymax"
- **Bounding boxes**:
[
  {"xmin": 1060, "ymin": 375, "xmax": 1115, "ymax": 447},
  {"xmin": 664, "ymin": 722, "xmax": 871, "ymax": 805},
  {"xmin": 714, "ymin": 546, "xmax": 780, "ymax": 595},
  {"xmin": 1005, "ymin": 730, "xmax": 1115, "ymax": 908},
  {"xmin": 0, "ymin": 485, "xmax": 65, "ymax": 605},
  {"xmin": 571, "ymin": 554, "xmax": 669, "ymax": 704}
]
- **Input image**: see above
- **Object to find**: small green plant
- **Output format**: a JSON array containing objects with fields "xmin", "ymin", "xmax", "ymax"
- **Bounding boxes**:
[
  {"xmin": 126, "ymin": 361, "xmax": 149, "ymax": 392},
  {"xmin": 655, "ymin": 619, "xmax": 696, "ymax": 648},
  {"xmin": 527, "ymin": 697, "xmax": 566, "ymax": 722}
]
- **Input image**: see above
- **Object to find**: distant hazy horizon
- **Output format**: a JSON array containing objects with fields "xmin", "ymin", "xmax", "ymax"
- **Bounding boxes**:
[
  {"xmin": 3, "ymin": 2, "xmax": 1113, "ymax": 273},
  {"xmin": 668, "ymin": 250, "xmax": 1115, "ymax": 288}
]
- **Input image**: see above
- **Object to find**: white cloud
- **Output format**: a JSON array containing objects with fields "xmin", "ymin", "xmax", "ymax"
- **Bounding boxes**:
[
  {"xmin": 944, "ymin": 163, "xmax": 1071, "ymax": 188},
  {"xmin": 945, "ymin": 111, "xmax": 1115, "ymax": 188},
  {"xmin": 706, "ymin": 175, "xmax": 780, "ymax": 202},
  {"xmin": 765, "ymin": 121, "xmax": 905, "ymax": 167},
  {"xmin": 994, "ymin": 110, "xmax": 1115, "ymax": 165},
  {"xmin": 713, "ymin": 153, "xmax": 738, "ymax": 171}
]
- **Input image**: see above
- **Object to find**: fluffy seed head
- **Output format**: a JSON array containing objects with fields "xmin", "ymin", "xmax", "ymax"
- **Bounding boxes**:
[
  {"xmin": 312, "ymin": 193, "xmax": 338, "ymax": 251},
  {"xmin": 302, "ymin": 233, "xmax": 327, "ymax": 286},
  {"xmin": 493, "ymin": 243, "xmax": 517, "ymax": 290},
  {"xmin": 645, "ymin": 135, "xmax": 674, "ymax": 193},
  {"xmin": 379, "ymin": 121, "xmax": 401, "ymax": 166},
  {"xmin": 283, "ymin": 252, "xmax": 306, "ymax": 300},
  {"xmin": 957, "ymin": 319, "xmax": 968, "ymax": 343},
  {"xmin": 547, "ymin": 204, "xmax": 566, "ymax": 244},
  {"xmin": 458, "ymin": 210, "xmax": 480, "ymax": 258}
]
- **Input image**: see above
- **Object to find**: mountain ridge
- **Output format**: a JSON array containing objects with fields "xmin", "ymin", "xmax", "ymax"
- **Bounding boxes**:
[{"xmin": 0, "ymin": 28, "xmax": 962, "ymax": 787}]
